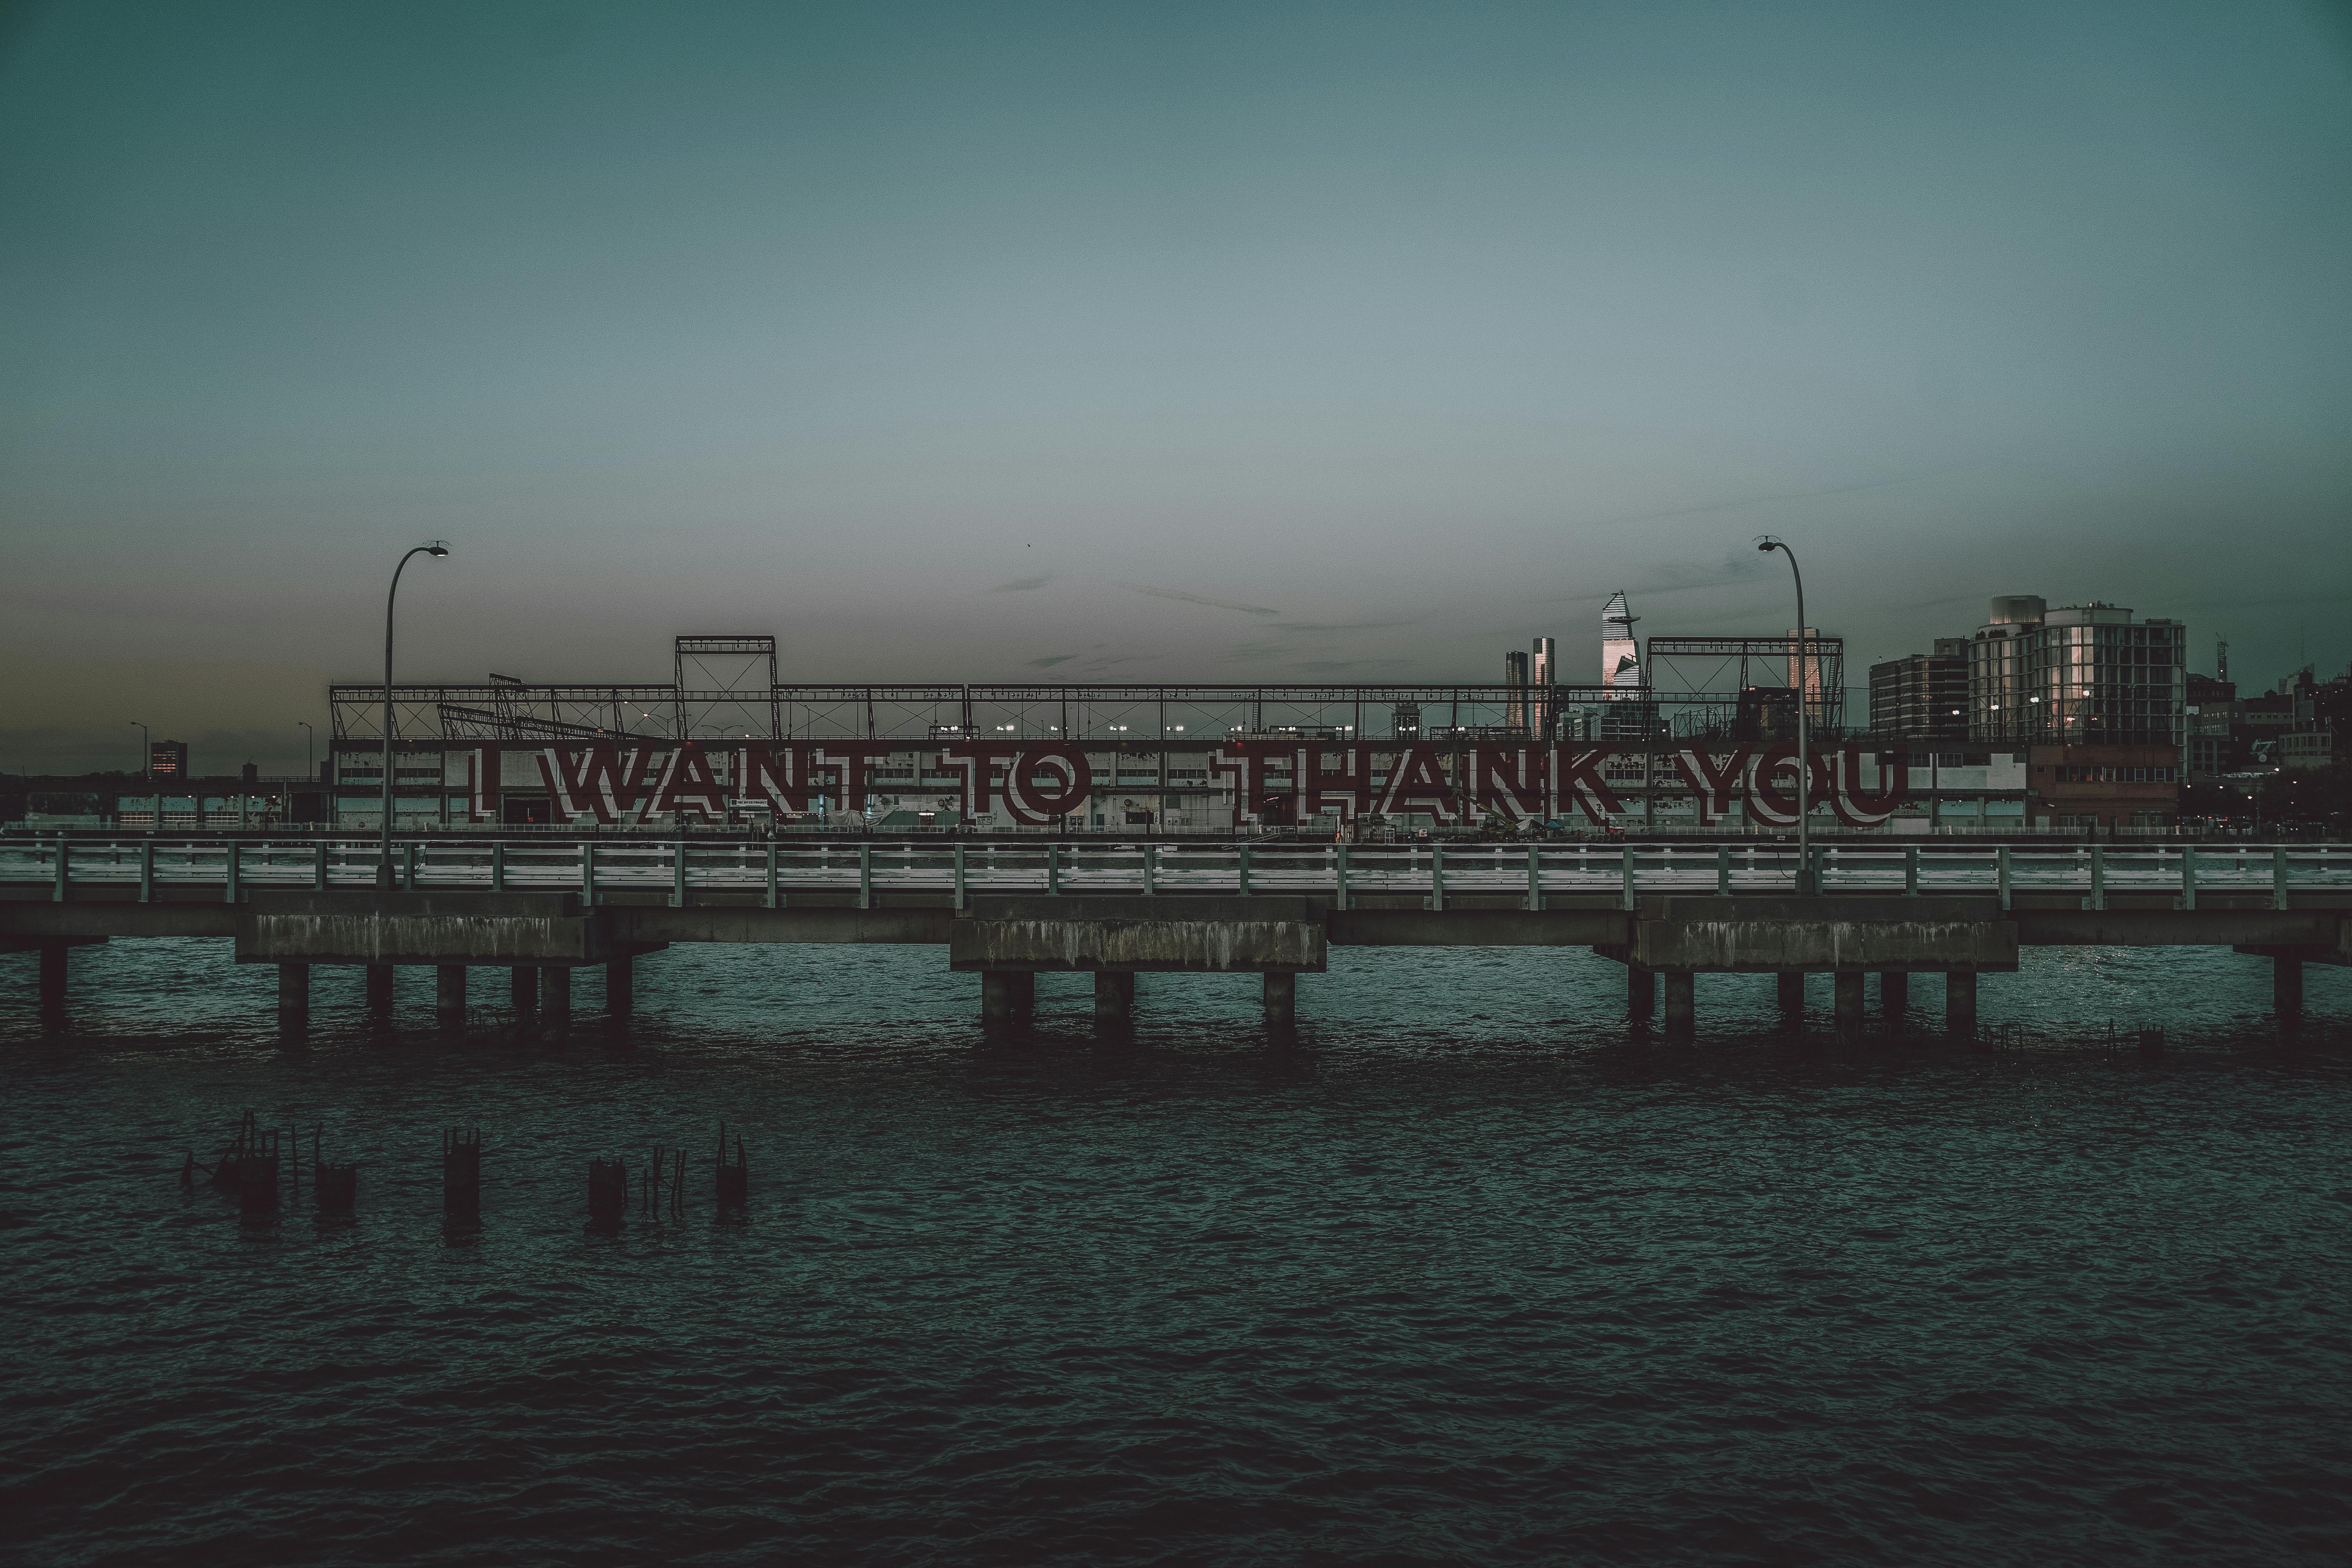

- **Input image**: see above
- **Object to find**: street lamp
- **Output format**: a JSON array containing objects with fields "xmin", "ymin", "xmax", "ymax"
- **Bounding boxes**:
[
  {"xmin": 1755, "ymin": 536, "xmax": 1814, "ymax": 894},
  {"xmin": 297, "ymin": 720, "xmax": 314, "ymax": 782},
  {"xmin": 379, "ymin": 543, "xmax": 450, "ymax": 888},
  {"xmin": 129, "ymin": 720, "xmax": 149, "ymax": 778}
]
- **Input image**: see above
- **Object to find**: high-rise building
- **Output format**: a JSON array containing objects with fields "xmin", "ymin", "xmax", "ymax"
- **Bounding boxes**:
[
  {"xmin": 1531, "ymin": 635, "xmax": 1556, "ymax": 737},
  {"xmin": 1503, "ymin": 649, "xmax": 1530, "ymax": 731},
  {"xmin": 1869, "ymin": 639, "xmax": 1969, "ymax": 741},
  {"xmin": 1967, "ymin": 597, "xmax": 2185, "ymax": 748},
  {"xmin": 149, "ymin": 740, "xmax": 189, "ymax": 777},
  {"xmin": 1601, "ymin": 592, "xmax": 1640, "ymax": 693}
]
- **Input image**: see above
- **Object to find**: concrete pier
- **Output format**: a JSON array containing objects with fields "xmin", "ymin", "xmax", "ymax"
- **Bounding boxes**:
[
  {"xmin": 435, "ymin": 964, "xmax": 465, "ymax": 1022},
  {"xmin": 38, "ymin": 943, "xmax": 68, "ymax": 1009},
  {"xmin": 1663, "ymin": 970, "xmax": 1695, "ymax": 1036},
  {"xmin": 543, "ymin": 965, "xmax": 572, "ymax": 1017},
  {"xmin": 1263, "ymin": 971, "xmax": 1296, "ymax": 1026},
  {"xmin": 1628, "ymin": 964, "xmax": 1655, "ymax": 1019},
  {"xmin": 278, "ymin": 962, "xmax": 309, "ymax": 1022},
  {"xmin": 1881, "ymin": 971, "xmax": 1909, "ymax": 1017},
  {"xmin": 982, "ymin": 969, "xmax": 1021, "ymax": 1022},
  {"xmin": 1093, "ymin": 970, "xmax": 1134, "ymax": 1023},
  {"xmin": 364, "ymin": 963, "xmax": 393, "ymax": 1012},
  {"xmin": 1834, "ymin": 971, "xmax": 1865, "ymax": 1030},
  {"xmin": 509, "ymin": 966, "xmax": 537, "ymax": 1011},
  {"xmin": 1777, "ymin": 970, "xmax": 1804, "ymax": 1015},
  {"xmin": 606, "ymin": 954, "xmax": 633, "ymax": 1013},
  {"xmin": 2276, "ymin": 955, "xmax": 2303, "ymax": 1016},
  {"xmin": 1946, "ymin": 970, "xmax": 1978, "ymax": 1034}
]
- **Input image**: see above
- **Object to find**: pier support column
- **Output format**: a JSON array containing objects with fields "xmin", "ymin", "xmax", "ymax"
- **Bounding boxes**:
[
  {"xmin": 1007, "ymin": 970, "xmax": 1034, "ymax": 1018},
  {"xmin": 1946, "ymin": 971, "xmax": 1978, "ymax": 1035},
  {"xmin": 1881, "ymin": 972, "xmax": 1909, "ymax": 1018},
  {"xmin": 543, "ymin": 966, "xmax": 571, "ymax": 1018},
  {"xmin": 1663, "ymin": 971, "xmax": 1695, "ymax": 1037},
  {"xmin": 2275, "ymin": 955, "xmax": 2303, "ymax": 1017},
  {"xmin": 1834, "ymin": 971, "xmax": 1865, "ymax": 1031},
  {"xmin": 982, "ymin": 970, "xmax": 1020, "ymax": 1022},
  {"xmin": 1093, "ymin": 970, "xmax": 1134, "ymax": 1024},
  {"xmin": 1628, "ymin": 964, "xmax": 1655, "ymax": 1020},
  {"xmin": 1776, "ymin": 970, "xmax": 1805, "ymax": 1016},
  {"xmin": 510, "ymin": 966, "xmax": 538, "ymax": 1012},
  {"xmin": 363, "ymin": 963, "xmax": 394, "ymax": 1013},
  {"xmin": 38, "ymin": 944, "xmax": 69, "ymax": 1010},
  {"xmin": 278, "ymin": 962, "xmax": 310, "ymax": 1022},
  {"xmin": 606, "ymin": 955, "xmax": 634, "ymax": 1014},
  {"xmin": 435, "ymin": 965, "xmax": 466, "ymax": 1024},
  {"xmin": 1263, "ymin": 971, "xmax": 1296, "ymax": 1027}
]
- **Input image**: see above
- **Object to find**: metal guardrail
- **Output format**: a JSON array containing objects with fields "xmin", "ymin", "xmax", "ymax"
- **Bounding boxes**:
[{"xmin": 4, "ymin": 838, "xmax": 2348, "ymax": 913}]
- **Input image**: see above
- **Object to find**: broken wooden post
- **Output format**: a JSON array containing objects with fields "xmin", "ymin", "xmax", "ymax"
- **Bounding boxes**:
[
  {"xmin": 715, "ymin": 1122, "xmax": 747, "ymax": 1212},
  {"xmin": 589, "ymin": 1158, "xmax": 628, "ymax": 1223},
  {"xmin": 443, "ymin": 1127, "xmax": 481, "ymax": 1221},
  {"xmin": 313, "ymin": 1125, "xmax": 356, "ymax": 1216}
]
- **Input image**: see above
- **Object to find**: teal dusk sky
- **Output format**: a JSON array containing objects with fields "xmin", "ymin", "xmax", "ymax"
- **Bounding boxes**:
[{"xmin": 4, "ymin": 1, "xmax": 2348, "ymax": 772}]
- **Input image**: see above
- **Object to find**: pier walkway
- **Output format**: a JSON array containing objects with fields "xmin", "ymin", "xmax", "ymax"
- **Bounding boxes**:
[{"xmin": 5, "ymin": 837, "xmax": 2347, "ymax": 1035}]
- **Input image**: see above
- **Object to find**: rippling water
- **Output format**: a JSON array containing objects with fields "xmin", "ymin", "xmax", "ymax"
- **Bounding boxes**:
[{"xmin": 4, "ymin": 939, "xmax": 2349, "ymax": 1565}]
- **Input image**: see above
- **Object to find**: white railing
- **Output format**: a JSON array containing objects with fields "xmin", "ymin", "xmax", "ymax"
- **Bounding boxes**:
[{"xmin": 4, "ymin": 838, "xmax": 2348, "ymax": 911}]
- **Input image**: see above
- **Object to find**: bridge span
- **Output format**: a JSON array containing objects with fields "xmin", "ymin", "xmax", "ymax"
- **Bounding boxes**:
[{"xmin": 5, "ymin": 836, "xmax": 2347, "ymax": 1035}]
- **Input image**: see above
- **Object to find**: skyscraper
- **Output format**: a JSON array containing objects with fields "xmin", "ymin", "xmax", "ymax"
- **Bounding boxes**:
[
  {"xmin": 1601, "ymin": 592, "xmax": 1641, "ymax": 693},
  {"xmin": 1531, "ymin": 635, "xmax": 1556, "ymax": 737}
]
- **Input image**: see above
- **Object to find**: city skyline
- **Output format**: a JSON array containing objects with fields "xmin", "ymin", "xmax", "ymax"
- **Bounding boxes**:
[{"xmin": 5, "ymin": 1, "xmax": 2348, "ymax": 774}]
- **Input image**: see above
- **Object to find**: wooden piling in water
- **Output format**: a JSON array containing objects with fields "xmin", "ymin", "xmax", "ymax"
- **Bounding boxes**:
[
  {"xmin": 443, "ymin": 1127, "xmax": 481, "ymax": 1220},
  {"xmin": 715, "ymin": 1122, "xmax": 747, "ymax": 1211},
  {"xmin": 589, "ymin": 1158, "xmax": 628, "ymax": 1223},
  {"xmin": 313, "ymin": 1124, "xmax": 356, "ymax": 1215}
]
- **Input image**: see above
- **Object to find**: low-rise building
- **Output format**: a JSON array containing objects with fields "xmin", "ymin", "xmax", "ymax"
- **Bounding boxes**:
[{"xmin": 2026, "ymin": 744, "xmax": 2182, "ymax": 828}]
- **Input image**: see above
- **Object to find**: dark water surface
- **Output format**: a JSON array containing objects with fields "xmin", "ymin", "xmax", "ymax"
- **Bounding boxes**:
[{"xmin": 4, "ymin": 940, "xmax": 2350, "ymax": 1566}]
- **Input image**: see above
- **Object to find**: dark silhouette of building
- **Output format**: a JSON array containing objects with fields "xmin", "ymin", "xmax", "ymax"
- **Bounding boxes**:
[
  {"xmin": 149, "ymin": 740, "xmax": 189, "ymax": 777},
  {"xmin": 1869, "ymin": 639, "xmax": 1968, "ymax": 741}
]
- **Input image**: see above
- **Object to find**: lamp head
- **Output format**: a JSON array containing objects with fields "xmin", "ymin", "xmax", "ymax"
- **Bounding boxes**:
[{"xmin": 425, "ymin": 542, "xmax": 450, "ymax": 557}]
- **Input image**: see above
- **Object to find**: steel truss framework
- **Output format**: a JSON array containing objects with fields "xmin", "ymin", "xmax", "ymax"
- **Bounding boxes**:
[{"xmin": 1643, "ymin": 636, "xmax": 1846, "ymax": 737}]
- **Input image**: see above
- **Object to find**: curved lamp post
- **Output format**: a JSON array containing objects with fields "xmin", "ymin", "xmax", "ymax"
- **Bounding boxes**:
[
  {"xmin": 129, "ymin": 720, "xmax": 149, "ymax": 779},
  {"xmin": 1755, "ymin": 536, "xmax": 1813, "ymax": 895},
  {"xmin": 297, "ymin": 720, "xmax": 314, "ymax": 782},
  {"xmin": 379, "ymin": 544, "xmax": 450, "ymax": 888}
]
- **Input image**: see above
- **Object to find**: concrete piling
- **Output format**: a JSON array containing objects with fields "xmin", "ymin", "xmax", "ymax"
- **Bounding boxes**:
[
  {"xmin": 2275, "ymin": 955, "xmax": 2303, "ymax": 1016},
  {"xmin": 2136, "ymin": 1027, "xmax": 2164, "ymax": 1058},
  {"xmin": 1263, "ymin": 971, "xmax": 1296, "ymax": 1026},
  {"xmin": 1094, "ymin": 970, "xmax": 1134, "ymax": 1024},
  {"xmin": 1663, "ymin": 970, "xmax": 1695, "ymax": 1036},
  {"xmin": 542, "ymin": 965, "xmax": 572, "ymax": 1018},
  {"xmin": 1834, "ymin": 971, "xmax": 1865, "ymax": 1030},
  {"xmin": 510, "ymin": 966, "xmax": 538, "ymax": 1011},
  {"xmin": 443, "ymin": 1128, "xmax": 481, "ymax": 1221},
  {"xmin": 435, "ymin": 965, "xmax": 466, "ymax": 1023},
  {"xmin": 38, "ymin": 943, "xmax": 69, "ymax": 1009},
  {"xmin": 1628, "ymin": 964, "xmax": 1656, "ymax": 1020},
  {"xmin": 1946, "ymin": 971, "xmax": 1978, "ymax": 1034},
  {"xmin": 1881, "ymin": 971, "xmax": 1909, "ymax": 1017},
  {"xmin": 363, "ymin": 963, "xmax": 394, "ymax": 1012},
  {"xmin": 982, "ymin": 970, "xmax": 1018, "ymax": 1022},
  {"xmin": 278, "ymin": 962, "xmax": 310, "ymax": 1023},
  {"xmin": 1776, "ymin": 971, "xmax": 1804, "ymax": 1016},
  {"xmin": 606, "ymin": 955, "xmax": 634, "ymax": 1014}
]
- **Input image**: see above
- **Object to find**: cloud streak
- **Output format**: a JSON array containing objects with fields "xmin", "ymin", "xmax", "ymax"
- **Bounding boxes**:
[{"xmin": 1121, "ymin": 583, "xmax": 1280, "ymax": 616}]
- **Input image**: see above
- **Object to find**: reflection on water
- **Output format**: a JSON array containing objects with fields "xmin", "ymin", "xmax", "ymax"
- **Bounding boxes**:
[{"xmin": 2, "ymin": 939, "xmax": 2347, "ymax": 1565}]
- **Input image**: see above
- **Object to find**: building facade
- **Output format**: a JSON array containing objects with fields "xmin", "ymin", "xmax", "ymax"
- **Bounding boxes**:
[
  {"xmin": 1869, "ymin": 639, "xmax": 1968, "ymax": 742},
  {"xmin": 1968, "ymin": 597, "xmax": 2185, "ymax": 750}
]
